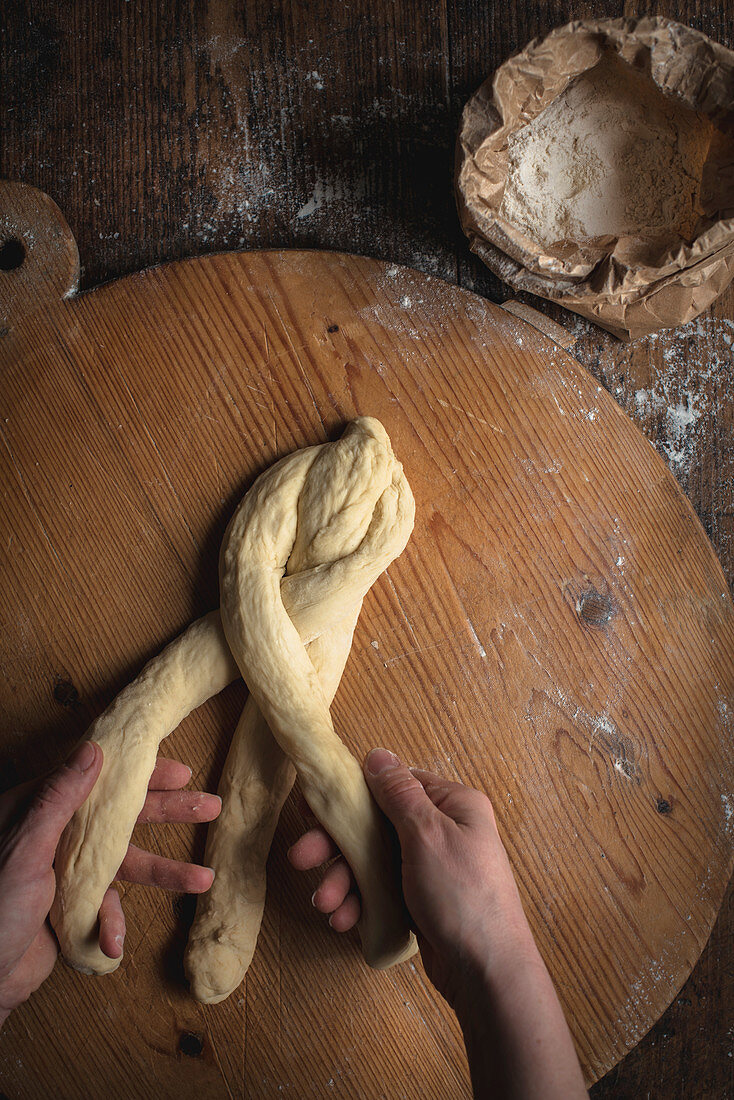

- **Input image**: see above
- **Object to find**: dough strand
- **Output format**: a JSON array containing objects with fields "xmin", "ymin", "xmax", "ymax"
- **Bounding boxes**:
[
  {"xmin": 51, "ymin": 417, "xmax": 417, "ymax": 986},
  {"xmin": 187, "ymin": 418, "xmax": 417, "ymax": 1000}
]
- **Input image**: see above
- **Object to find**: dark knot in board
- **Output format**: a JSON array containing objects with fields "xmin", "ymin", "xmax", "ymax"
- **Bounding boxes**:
[
  {"xmin": 53, "ymin": 677, "xmax": 79, "ymax": 708},
  {"xmin": 178, "ymin": 1031, "xmax": 205, "ymax": 1058},
  {"xmin": 578, "ymin": 589, "xmax": 614, "ymax": 625}
]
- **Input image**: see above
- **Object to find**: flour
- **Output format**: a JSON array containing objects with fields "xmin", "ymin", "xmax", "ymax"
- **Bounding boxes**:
[
  {"xmin": 600, "ymin": 317, "xmax": 734, "ymax": 585},
  {"xmin": 295, "ymin": 181, "xmax": 335, "ymax": 220},
  {"xmin": 500, "ymin": 52, "xmax": 713, "ymax": 248}
]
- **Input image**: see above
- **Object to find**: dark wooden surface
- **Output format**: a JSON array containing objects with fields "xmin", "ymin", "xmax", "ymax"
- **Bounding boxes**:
[{"xmin": 1, "ymin": 2, "xmax": 732, "ymax": 1097}]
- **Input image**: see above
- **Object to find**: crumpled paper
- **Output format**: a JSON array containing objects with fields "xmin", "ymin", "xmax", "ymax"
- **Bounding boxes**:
[{"xmin": 455, "ymin": 17, "xmax": 734, "ymax": 340}]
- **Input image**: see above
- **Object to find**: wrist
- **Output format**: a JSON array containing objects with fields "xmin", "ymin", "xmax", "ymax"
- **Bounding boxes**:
[{"xmin": 452, "ymin": 924, "xmax": 544, "ymax": 1029}]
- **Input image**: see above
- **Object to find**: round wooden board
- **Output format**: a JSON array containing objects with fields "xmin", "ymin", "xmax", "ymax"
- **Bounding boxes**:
[{"xmin": 1, "ymin": 185, "xmax": 733, "ymax": 1096}]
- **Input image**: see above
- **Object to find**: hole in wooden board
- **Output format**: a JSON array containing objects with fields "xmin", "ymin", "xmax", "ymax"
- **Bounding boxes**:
[{"xmin": 0, "ymin": 237, "xmax": 26, "ymax": 271}]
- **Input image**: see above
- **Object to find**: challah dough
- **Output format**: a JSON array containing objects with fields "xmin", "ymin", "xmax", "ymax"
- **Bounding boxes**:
[
  {"xmin": 186, "ymin": 417, "xmax": 417, "ymax": 1001},
  {"xmin": 51, "ymin": 418, "xmax": 417, "ymax": 985}
]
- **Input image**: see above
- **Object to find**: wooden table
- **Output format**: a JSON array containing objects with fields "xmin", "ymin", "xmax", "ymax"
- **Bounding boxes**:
[{"xmin": 1, "ymin": 2, "xmax": 732, "ymax": 1097}]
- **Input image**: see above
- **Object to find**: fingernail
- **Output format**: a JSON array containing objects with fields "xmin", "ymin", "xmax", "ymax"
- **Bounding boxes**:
[
  {"xmin": 366, "ymin": 748, "xmax": 400, "ymax": 774},
  {"xmin": 311, "ymin": 890, "xmax": 319, "ymax": 907},
  {"xmin": 207, "ymin": 867, "xmax": 216, "ymax": 881},
  {"xmin": 68, "ymin": 741, "xmax": 96, "ymax": 773}
]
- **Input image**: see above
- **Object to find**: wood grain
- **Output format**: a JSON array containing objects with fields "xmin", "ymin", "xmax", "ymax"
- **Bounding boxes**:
[
  {"xmin": 1, "ymin": 2, "xmax": 733, "ymax": 1095},
  {"xmin": 0, "ymin": 180, "xmax": 79, "ymax": 327},
  {"xmin": 0, "ymin": 218, "xmax": 732, "ymax": 1095}
]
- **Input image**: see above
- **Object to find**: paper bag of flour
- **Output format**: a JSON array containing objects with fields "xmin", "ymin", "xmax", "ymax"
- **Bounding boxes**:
[{"xmin": 455, "ymin": 17, "xmax": 734, "ymax": 340}]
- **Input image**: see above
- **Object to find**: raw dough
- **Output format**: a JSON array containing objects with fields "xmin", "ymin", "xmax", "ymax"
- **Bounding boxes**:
[
  {"xmin": 50, "ymin": 611, "xmax": 238, "ymax": 974},
  {"xmin": 51, "ymin": 418, "xmax": 417, "ymax": 983},
  {"xmin": 186, "ymin": 417, "xmax": 417, "ymax": 1001}
]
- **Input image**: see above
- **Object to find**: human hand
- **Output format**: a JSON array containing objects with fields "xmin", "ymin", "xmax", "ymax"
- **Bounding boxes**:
[
  {"xmin": 288, "ymin": 748, "xmax": 534, "ymax": 1008},
  {"xmin": 289, "ymin": 749, "xmax": 587, "ymax": 1098},
  {"xmin": 0, "ymin": 742, "xmax": 220, "ymax": 1026}
]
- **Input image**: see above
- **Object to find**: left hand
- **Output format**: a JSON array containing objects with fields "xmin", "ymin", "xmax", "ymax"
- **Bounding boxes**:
[{"xmin": 0, "ymin": 741, "xmax": 221, "ymax": 1025}]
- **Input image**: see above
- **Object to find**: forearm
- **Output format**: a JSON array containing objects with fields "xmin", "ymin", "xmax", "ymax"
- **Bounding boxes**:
[{"xmin": 454, "ymin": 938, "xmax": 587, "ymax": 1100}]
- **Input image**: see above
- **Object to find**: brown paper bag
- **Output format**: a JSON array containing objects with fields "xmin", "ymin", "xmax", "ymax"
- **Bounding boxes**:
[{"xmin": 456, "ymin": 17, "xmax": 734, "ymax": 340}]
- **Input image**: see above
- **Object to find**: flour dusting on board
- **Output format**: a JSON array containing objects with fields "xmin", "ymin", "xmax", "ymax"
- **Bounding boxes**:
[
  {"xmin": 722, "ymin": 794, "xmax": 734, "ymax": 834},
  {"xmin": 594, "ymin": 318, "xmax": 734, "ymax": 581},
  {"xmin": 617, "ymin": 318, "xmax": 734, "ymax": 479}
]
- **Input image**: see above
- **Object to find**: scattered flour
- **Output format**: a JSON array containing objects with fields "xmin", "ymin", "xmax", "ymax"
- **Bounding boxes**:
[
  {"xmin": 722, "ymin": 794, "xmax": 733, "ymax": 832},
  {"xmin": 294, "ymin": 175, "xmax": 368, "ymax": 221},
  {"xmin": 295, "ymin": 181, "xmax": 336, "ymax": 220},
  {"xmin": 609, "ymin": 319, "xmax": 734, "ymax": 481},
  {"xmin": 576, "ymin": 316, "xmax": 734, "ymax": 579}
]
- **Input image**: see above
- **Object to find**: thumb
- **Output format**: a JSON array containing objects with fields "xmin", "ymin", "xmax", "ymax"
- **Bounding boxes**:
[
  {"xmin": 363, "ymin": 748, "xmax": 436, "ymax": 840},
  {"xmin": 16, "ymin": 741, "xmax": 102, "ymax": 866}
]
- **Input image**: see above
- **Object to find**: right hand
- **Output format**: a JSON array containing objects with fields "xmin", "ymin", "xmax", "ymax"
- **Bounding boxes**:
[
  {"xmin": 290, "ymin": 749, "xmax": 588, "ymax": 1099},
  {"xmin": 288, "ymin": 748, "xmax": 536, "ymax": 1007}
]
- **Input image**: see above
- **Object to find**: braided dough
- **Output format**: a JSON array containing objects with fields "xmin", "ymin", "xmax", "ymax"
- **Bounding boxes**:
[
  {"xmin": 186, "ymin": 417, "xmax": 417, "ymax": 1000},
  {"xmin": 51, "ymin": 418, "xmax": 417, "ymax": 986}
]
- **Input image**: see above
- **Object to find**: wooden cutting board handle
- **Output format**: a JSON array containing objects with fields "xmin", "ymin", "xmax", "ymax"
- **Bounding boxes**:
[
  {"xmin": 0, "ymin": 180, "xmax": 80, "ymax": 328},
  {"xmin": 0, "ymin": 178, "xmax": 578, "ymax": 358}
]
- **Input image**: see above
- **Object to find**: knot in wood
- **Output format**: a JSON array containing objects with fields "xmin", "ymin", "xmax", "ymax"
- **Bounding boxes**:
[
  {"xmin": 578, "ymin": 589, "xmax": 613, "ymax": 625},
  {"xmin": 178, "ymin": 1031, "xmax": 204, "ymax": 1058},
  {"xmin": 53, "ymin": 677, "xmax": 79, "ymax": 707}
]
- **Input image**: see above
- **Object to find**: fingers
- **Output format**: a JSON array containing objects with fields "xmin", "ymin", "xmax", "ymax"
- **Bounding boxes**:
[
  {"xmin": 287, "ymin": 827, "xmax": 340, "ymax": 871},
  {"xmin": 408, "ymin": 768, "xmax": 459, "ymax": 812},
  {"xmin": 147, "ymin": 758, "xmax": 193, "ymax": 791},
  {"xmin": 363, "ymin": 749, "xmax": 437, "ymax": 839},
  {"xmin": 328, "ymin": 893, "xmax": 361, "ymax": 932},
  {"xmin": 115, "ymin": 845, "xmax": 214, "ymax": 894},
  {"xmin": 312, "ymin": 858, "xmax": 355, "ymax": 914},
  {"xmin": 410, "ymin": 768, "xmax": 496, "ymax": 829},
  {"xmin": 408, "ymin": 767, "xmax": 452, "ymax": 791},
  {"xmin": 288, "ymin": 833, "xmax": 362, "ymax": 933},
  {"xmin": 15, "ymin": 742, "xmax": 103, "ymax": 866},
  {"xmin": 98, "ymin": 886, "xmax": 126, "ymax": 959},
  {"xmin": 137, "ymin": 790, "xmax": 221, "ymax": 825}
]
